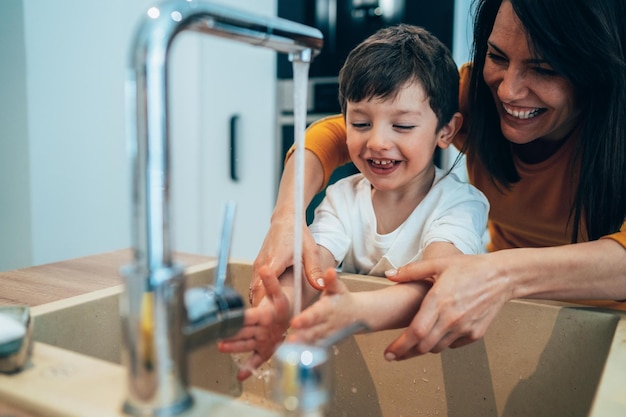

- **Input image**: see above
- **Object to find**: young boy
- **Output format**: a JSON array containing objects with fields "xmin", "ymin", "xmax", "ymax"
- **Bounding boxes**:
[{"xmin": 219, "ymin": 24, "xmax": 488, "ymax": 379}]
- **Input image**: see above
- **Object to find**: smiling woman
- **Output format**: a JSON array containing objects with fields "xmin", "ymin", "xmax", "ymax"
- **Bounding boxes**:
[{"xmin": 482, "ymin": 11, "xmax": 581, "ymax": 145}]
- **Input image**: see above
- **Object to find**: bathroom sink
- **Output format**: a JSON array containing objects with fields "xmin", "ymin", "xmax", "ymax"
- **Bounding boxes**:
[{"xmin": 19, "ymin": 261, "xmax": 626, "ymax": 416}]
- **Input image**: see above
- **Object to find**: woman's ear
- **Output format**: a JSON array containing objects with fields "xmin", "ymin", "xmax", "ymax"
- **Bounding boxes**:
[{"xmin": 436, "ymin": 112, "xmax": 463, "ymax": 149}]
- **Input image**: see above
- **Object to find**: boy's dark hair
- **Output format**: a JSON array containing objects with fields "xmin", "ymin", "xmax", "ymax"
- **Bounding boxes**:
[{"xmin": 338, "ymin": 24, "xmax": 459, "ymax": 132}]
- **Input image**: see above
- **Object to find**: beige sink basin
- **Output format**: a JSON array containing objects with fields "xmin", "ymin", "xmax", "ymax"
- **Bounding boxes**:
[{"xmin": 16, "ymin": 261, "xmax": 626, "ymax": 416}]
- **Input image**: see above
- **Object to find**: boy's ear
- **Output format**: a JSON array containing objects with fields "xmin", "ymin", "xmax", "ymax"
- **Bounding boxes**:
[{"xmin": 436, "ymin": 112, "xmax": 463, "ymax": 149}]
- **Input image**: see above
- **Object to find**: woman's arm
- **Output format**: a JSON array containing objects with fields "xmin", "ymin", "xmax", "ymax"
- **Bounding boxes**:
[
  {"xmin": 250, "ymin": 151, "xmax": 326, "ymax": 304},
  {"xmin": 500, "ymin": 240, "xmax": 626, "ymax": 300},
  {"xmin": 252, "ymin": 116, "xmax": 350, "ymax": 294},
  {"xmin": 383, "ymin": 239, "xmax": 626, "ymax": 360}
]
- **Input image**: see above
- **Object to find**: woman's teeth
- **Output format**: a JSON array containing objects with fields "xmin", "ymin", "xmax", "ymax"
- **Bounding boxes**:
[{"xmin": 503, "ymin": 104, "xmax": 543, "ymax": 120}]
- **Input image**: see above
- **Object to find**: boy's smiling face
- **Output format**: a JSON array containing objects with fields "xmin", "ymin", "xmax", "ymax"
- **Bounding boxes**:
[{"xmin": 345, "ymin": 81, "xmax": 446, "ymax": 195}]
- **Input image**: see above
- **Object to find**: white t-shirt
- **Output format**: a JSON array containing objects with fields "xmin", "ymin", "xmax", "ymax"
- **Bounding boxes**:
[{"xmin": 309, "ymin": 168, "xmax": 489, "ymax": 276}]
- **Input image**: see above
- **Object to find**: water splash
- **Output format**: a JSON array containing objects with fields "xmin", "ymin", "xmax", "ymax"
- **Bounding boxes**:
[{"xmin": 231, "ymin": 353, "xmax": 273, "ymax": 383}]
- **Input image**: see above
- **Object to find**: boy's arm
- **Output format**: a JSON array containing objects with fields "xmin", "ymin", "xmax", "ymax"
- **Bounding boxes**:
[
  {"xmin": 290, "ymin": 268, "xmax": 432, "ymax": 344},
  {"xmin": 423, "ymin": 241, "xmax": 463, "ymax": 259},
  {"xmin": 372, "ymin": 243, "xmax": 462, "ymax": 329},
  {"xmin": 290, "ymin": 242, "xmax": 461, "ymax": 342},
  {"xmin": 364, "ymin": 243, "xmax": 461, "ymax": 329},
  {"xmin": 354, "ymin": 281, "xmax": 433, "ymax": 331},
  {"xmin": 366, "ymin": 242, "xmax": 462, "ymax": 330}
]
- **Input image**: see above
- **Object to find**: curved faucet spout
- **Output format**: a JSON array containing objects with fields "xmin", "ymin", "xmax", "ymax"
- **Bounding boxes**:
[
  {"xmin": 127, "ymin": 0, "xmax": 322, "ymax": 274},
  {"xmin": 122, "ymin": 1, "xmax": 322, "ymax": 415}
]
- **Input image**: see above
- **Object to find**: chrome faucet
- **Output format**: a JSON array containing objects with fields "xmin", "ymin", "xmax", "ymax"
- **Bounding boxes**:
[{"xmin": 121, "ymin": 1, "xmax": 322, "ymax": 415}]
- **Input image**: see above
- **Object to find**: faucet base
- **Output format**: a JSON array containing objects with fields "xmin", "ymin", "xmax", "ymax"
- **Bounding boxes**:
[
  {"xmin": 123, "ymin": 394, "xmax": 193, "ymax": 417},
  {"xmin": 121, "ymin": 263, "xmax": 191, "ymax": 416}
]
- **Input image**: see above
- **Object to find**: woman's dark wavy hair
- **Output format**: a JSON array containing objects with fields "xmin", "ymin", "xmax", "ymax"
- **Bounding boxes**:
[
  {"xmin": 338, "ymin": 24, "xmax": 459, "ymax": 133},
  {"xmin": 465, "ymin": 0, "xmax": 626, "ymax": 242}
]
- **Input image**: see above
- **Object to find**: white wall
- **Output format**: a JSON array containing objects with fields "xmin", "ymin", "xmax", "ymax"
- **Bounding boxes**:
[
  {"xmin": 0, "ymin": 1, "xmax": 32, "ymax": 270},
  {"xmin": 0, "ymin": 0, "xmax": 157, "ymax": 271},
  {"xmin": 443, "ymin": 0, "xmax": 475, "ymax": 175},
  {"xmin": 453, "ymin": 0, "xmax": 475, "ymax": 66},
  {"xmin": 21, "ymin": 0, "xmax": 146, "ymax": 269},
  {"xmin": 0, "ymin": 0, "xmax": 277, "ymax": 271}
]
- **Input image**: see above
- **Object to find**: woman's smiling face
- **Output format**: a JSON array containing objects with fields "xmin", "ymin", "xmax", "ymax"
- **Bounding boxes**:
[{"xmin": 483, "ymin": 0, "xmax": 581, "ymax": 145}]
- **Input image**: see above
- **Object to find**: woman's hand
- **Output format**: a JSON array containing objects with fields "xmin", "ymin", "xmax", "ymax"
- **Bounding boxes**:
[
  {"xmin": 218, "ymin": 266, "xmax": 292, "ymax": 381},
  {"xmin": 252, "ymin": 215, "xmax": 326, "ymax": 298},
  {"xmin": 251, "ymin": 150, "xmax": 327, "ymax": 298},
  {"xmin": 383, "ymin": 253, "xmax": 513, "ymax": 360}
]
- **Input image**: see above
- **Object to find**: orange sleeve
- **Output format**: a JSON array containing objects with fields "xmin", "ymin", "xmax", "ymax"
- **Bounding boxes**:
[
  {"xmin": 285, "ymin": 114, "xmax": 351, "ymax": 189},
  {"xmin": 562, "ymin": 299, "xmax": 626, "ymax": 311},
  {"xmin": 601, "ymin": 221, "xmax": 626, "ymax": 250}
]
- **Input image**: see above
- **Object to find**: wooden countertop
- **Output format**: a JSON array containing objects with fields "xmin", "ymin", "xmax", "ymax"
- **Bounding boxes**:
[
  {"xmin": 0, "ymin": 250, "xmax": 212, "ymax": 307},
  {"xmin": 0, "ymin": 250, "xmax": 215, "ymax": 417}
]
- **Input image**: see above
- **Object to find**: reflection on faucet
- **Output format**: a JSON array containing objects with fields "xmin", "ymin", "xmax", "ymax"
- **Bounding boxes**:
[
  {"xmin": 121, "ymin": 1, "xmax": 322, "ymax": 415},
  {"xmin": 272, "ymin": 322, "xmax": 370, "ymax": 416}
]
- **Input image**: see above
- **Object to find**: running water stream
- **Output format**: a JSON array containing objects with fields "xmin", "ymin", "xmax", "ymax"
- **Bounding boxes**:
[
  {"xmin": 291, "ymin": 59, "xmax": 310, "ymax": 316},
  {"xmin": 231, "ymin": 58, "xmax": 312, "ymax": 383}
]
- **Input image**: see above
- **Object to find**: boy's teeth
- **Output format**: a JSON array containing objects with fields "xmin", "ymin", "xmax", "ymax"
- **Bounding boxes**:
[{"xmin": 371, "ymin": 159, "xmax": 393, "ymax": 165}]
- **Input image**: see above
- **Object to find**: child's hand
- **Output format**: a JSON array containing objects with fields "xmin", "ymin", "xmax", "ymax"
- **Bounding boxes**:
[
  {"xmin": 218, "ymin": 266, "xmax": 291, "ymax": 381},
  {"xmin": 289, "ymin": 268, "xmax": 363, "ymax": 344}
]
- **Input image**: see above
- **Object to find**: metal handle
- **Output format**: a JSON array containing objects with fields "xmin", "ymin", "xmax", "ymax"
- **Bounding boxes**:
[{"xmin": 229, "ymin": 114, "xmax": 240, "ymax": 182}]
